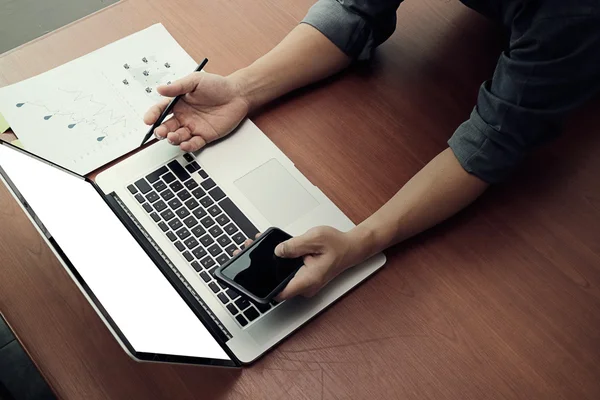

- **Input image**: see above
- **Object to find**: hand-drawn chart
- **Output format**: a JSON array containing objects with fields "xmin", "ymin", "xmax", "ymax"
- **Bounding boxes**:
[{"xmin": 0, "ymin": 24, "xmax": 198, "ymax": 175}]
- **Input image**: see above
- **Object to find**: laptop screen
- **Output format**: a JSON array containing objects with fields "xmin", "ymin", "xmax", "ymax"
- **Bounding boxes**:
[{"xmin": 0, "ymin": 144, "xmax": 230, "ymax": 361}]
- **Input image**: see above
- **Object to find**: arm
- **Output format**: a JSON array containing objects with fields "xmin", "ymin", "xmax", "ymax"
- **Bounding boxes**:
[
  {"xmin": 273, "ymin": 148, "xmax": 488, "ymax": 299},
  {"xmin": 145, "ymin": 0, "xmax": 402, "ymax": 150},
  {"xmin": 347, "ymin": 148, "xmax": 489, "ymax": 264}
]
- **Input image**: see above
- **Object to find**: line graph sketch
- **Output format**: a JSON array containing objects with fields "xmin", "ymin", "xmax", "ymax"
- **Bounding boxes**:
[
  {"xmin": 15, "ymin": 89, "xmax": 129, "ymax": 142},
  {"xmin": 0, "ymin": 23, "xmax": 198, "ymax": 175}
]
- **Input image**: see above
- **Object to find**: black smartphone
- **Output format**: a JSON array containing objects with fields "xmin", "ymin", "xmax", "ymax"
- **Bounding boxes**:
[{"xmin": 215, "ymin": 227, "xmax": 303, "ymax": 304}]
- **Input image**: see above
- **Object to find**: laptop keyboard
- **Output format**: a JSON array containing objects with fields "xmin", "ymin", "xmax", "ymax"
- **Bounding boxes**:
[{"xmin": 126, "ymin": 153, "xmax": 276, "ymax": 328}]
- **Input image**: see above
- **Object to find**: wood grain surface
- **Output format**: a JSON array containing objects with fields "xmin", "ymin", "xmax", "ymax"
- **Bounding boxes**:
[{"xmin": 1, "ymin": 0, "xmax": 599, "ymax": 399}]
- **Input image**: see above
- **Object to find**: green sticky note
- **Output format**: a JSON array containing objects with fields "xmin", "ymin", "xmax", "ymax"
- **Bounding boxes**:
[{"xmin": 0, "ymin": 112, "xmax": 9, "ymax": 133}]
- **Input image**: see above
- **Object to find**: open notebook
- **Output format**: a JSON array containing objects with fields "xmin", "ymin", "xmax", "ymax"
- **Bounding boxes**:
[{"xmin": 0, "ymin": 24, "xmax": 197, "ymax": 175}]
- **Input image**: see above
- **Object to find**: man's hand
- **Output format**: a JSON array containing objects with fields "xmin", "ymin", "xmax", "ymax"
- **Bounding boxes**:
[
  {"xmin": 235, "ymin": 227, "xmax": 362, "ymax": 301},
  {"xmin": 143, "ymin": 72, "xmax": 250, "ymax": 152}
]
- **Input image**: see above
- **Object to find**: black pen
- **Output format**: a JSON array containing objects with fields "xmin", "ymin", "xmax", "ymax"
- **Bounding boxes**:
[{"xmin": 140, "ymin": 58, "xmax": 209, "ymax": 146}]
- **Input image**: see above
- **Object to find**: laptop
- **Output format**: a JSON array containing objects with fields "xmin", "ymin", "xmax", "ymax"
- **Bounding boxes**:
[{"xmin": 0, "ymin": 119, "xmax": 386, "ymax": 366}]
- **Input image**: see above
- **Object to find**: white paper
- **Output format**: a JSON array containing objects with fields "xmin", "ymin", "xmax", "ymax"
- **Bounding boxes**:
[{"xmin": 0, "ymin": 24, "xmax": 197, "ymax": 175}]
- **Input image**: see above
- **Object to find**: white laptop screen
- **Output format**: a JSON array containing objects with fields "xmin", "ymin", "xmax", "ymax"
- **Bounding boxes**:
[{"xmin": 0, "ymin": 144, "xmax": 230, "ymax": 361}]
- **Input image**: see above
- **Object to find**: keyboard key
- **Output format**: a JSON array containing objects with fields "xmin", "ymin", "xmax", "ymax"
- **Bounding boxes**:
[
  {"xmin": 235, "ymin": 297, "xmax": 250, "ymax": 311},
  {"xmin": 208, "ymin": 266, "xmax": 218, "ymax": 277},
  {"xmin": 185, "ymin": 164, "xmax": 196, "ymax": 174},
  {"xmin": 170, "ymin": 181, "xmax": 183, "ymax": 193},
  {"xmin": 146, "ymin": 166, "xmax": 168, "ymax": 184},
  {"xmin": 134, "ymin": 178, "xmax": 151, "ymax": 194},
  {"xmin": 160, "ymin": 189, "xmax": 174, "ymax": 201},
  {"xmin": 218, "ymin": 293, "xmax": 229, "ymax": 304},
  {"xmin": 127, "ymin": 184, "xmax": 137, "ymax": 194},
  {"xmin": 227, "ymin": 304, "xmax": 238, "ymax": 315},
  {"xmin": 183, "ymin": 215, "xmax": 198, "ymax": 228},
  {"xmin": 200, "ymin": 234, "xmax": 214, "ymax": 247},
  {"xmin": 226, "ymin": 289, "xmax": 240, "ymax": 300},
  {"xmin": 189, "ymin": 161, "xmax": 200, "ymax": 171},
  {"xmin": 193, "ymin": 247, "xmax": 207, "ymax": 259},
  {"xmin": 183, "ymin": 153, "xmax": 194, "ymax": 162},
  {"xmin": 168, "ymin": 198, "xmax": 182, "ymax": 210},
  {"xmin": 184, "ymin": 179, "xmax": 199, "ymax": 190},
  {"xmin": 175, "ymin": 207, "xmax": 190, "ymax": 219},
  {"xmin": 168, "ymin": 218, "xmax": 183, "ymax": 231},
  {"xmin": 217, "ymin": 281, "xmax": 226, "ymax": 290},
  {"xmin": 224, "ymin": 223, "xmax": 238, "ymax": 235},
  {"xmin": 201, "ymin": 178, "xmax": 216, "ymax": 190},
  {"xmin": 191, "ymin": 261, "xmax": 202, "ymax": 272},
  {"xmin": 177, "ymin": 190, "xmax": 191, "ymax": 202},
  {"xmin": 191, "ymin": 187, "xmax": 205, "ymax": 199},
  {"xmin": 255, "ymin": 302, "xmax": 271, "ymax": 313},
  {"xmin": 145, "ymin": 191, "xmax": 159, "ymax": 203},
  {"xmin": 167, "ymin": 160, "xmax": 191, "ymax": 182},
  {"xmin": 198, "ymin": 169, "xmax": 208, "ymax": 179},
  {"xmin": 217, "ymin": 234, "xmax": 232, "ymax": 247},
  {"xmin": 185, "ymin": 198, "xmax": 199, "ymax": 211},
  {"xmin": 220, "ymin": 198, "xmax": 259, "ymax": 239},
  {"xmin": 134, "ymin": 194, "xmax": 145, "ymax": 203},
  {"xmin": 176, "ymin": 227, "xmax": 191, "ymax": 240},
  {"xmin": 153, "ymin": 200, "xmax": 167, "ymax": 212},
  {"xmin": 201, "ymin": 216, "xmax": 215, "ymax": 228},
  {"xmin": 216, "ymin": 253, "xmax": 230, "ymax": 265},
  {"xmin": 142, "ymin": 203, "xmax": 152, "ymax": 213},
  {"xmin": 225, "ymin": 244, "xmax": 238, "ymax": 256},
  {"xmin": 200, "ymin": 196, "xmax": 214, "ymax": 208},
  {"xmin": 209, "ymin": 187, "xmax": 226, "ymax": 202},
  {"xmin": 153, "ymin": 180, "xmax": 167, "ymax": 192},
  {"xmin": 208, "ymin": 205, "xmax": 221, "ymax": 217},
  {"xmin": 209, "ymin": 282, "xmax": 219, "ymax": 293},
  {"xmin": 160, "ymin": 209, "xmax": 175, "ymax": 222},
  {"xmin": 209, "ymin": 226, "xmax": 223, "ymax": 238},
  {"xmin": 244, "ymin": 307, "xmax": 259, "ymax": 322},
  {"xmin": 208, "ymin": 244, "xmax": 222, "ymax": 257},
  {"xmin": 191, "ymin": 226, "xmax": 206, "ymax": 238},
  {"xmin": 216, "ymin": 214, "xmax": 230, "ymax": 226},
  {"xmin": 201, "ymin": 256, "xmax": 215, "ymax": 269},
  {"xmin": 184, "ymin": 236, "xmax": 199, "ymax": 249},
  {"xmin": 236, "ymin": 315, "xmax": 248, "ymax": 327},
  {"xmin": 162, "ymin": 172, "xmax": 176, "ymax": 184},
  {"xmin": 182, "ymin": 251, "xmax": 194, "ymax": 262},
  {"xmin": 193, "ymin": 207, "xmax": 207, "ymax": 219},
  {"xmin": 200, "ymin": 272, "xmax": 211, "ymax": 282},
  {"xmin": 232, "ymin": 232, "xmax": 246, "ymax": 244},
  {"xmin": 166, "ymin": 231, "xmax": 177, "ymax": 242},
  {"xmin": 174, "ymin": 241, "xmax": 185, "ymax": 251},
  {"xmin": 150, "ymin": 212, "xmax": 160, "ymax": 222},
  {"xmin": 158, "ymin": 222, "xmax": 169, "ymax": 232}
]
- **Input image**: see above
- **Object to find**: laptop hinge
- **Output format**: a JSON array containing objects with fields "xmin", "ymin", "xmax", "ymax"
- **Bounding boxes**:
[{"xmin": 105, "ymin": 192, "xmax": 233, "ymax": 343}]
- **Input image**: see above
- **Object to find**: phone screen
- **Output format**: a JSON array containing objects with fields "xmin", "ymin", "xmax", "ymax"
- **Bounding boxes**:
[{"xmin": 218, "ymin": 229, "xmax": 303, "ymax": 300}]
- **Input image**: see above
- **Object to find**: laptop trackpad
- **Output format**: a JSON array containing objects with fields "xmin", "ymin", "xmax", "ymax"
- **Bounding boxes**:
[{"xmin": 234, "ymin": 159, "xmax": 319, "ymax": 228}]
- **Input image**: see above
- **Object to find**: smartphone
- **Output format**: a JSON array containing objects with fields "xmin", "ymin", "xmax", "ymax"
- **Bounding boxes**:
[{"xmin": 215, "ymin": 227, "xmax": 303, "ymax": 304}]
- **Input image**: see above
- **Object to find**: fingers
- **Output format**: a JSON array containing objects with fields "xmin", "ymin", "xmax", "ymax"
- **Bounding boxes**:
[
  {"xmin": 166, "ymin": 126, "xmax": 192, "ymax": 145},
  {"xmin": 180, "ymin": 136, "xmax": 207, "ymax": 152},
  {"xmin": 274, "ymin": 234, "xmax": 320, "ymax": 259},
  {"xmin": 157, "ymin": 72, "xmax": 202, "ymax": 97},
  {"xmin": 275, "ymin": 267, "xmax": 313, "ymax": 301},
  {"xmin": 143, "ymin": 98, "xmax": 171, "ymax": 125},
  {"xmin": 153, "ymin": 117, "xmax": 181, "ymax": 140}
]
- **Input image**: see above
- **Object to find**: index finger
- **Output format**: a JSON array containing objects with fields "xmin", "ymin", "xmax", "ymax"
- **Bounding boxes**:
[{"xmin": 143, "ymin": 97, "xmax": 171, "ymax": 125}]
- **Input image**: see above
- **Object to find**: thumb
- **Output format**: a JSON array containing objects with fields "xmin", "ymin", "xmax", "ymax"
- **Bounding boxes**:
[
  {"xmin": 157, "ymin": 72, "xmax": 202, "ymax": 97},
  {"xmin": 274, "ymin": 235, "xmax": 319, "ymax": 259}
]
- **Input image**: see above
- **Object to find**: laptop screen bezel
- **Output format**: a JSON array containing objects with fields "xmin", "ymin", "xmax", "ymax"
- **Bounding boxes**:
[{"xmin": 0, "ymin": 140, "xmax": 241, "ymax": 367}]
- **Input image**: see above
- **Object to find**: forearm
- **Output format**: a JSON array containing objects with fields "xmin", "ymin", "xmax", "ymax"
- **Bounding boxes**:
[
  {"xmin": 229, "ymin": 24, "xmax": 350, "ymax": 112},
  {"xmin": 347, "ymin": 148, "xmax": 489, "ymax": 263}
]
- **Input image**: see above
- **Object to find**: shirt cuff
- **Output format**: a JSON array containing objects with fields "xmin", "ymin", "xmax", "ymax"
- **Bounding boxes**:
[
  {"xmin": 448, "ymin": 108, "xmax": 525, "ymax": 184},
  {"xmin": 301, "ymin": 0, "xmax": 374, "ymax": 60}
]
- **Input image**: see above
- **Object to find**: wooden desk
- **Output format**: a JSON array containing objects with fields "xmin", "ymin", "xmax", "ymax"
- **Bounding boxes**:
[{"xmin": 1, "ymin": 0, "xmax": 600, "ymax": 398}]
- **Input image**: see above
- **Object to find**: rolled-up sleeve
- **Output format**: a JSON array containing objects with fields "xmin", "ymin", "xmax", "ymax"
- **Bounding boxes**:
[
  {"xmin": 302, "ymin": 0, "xmax": 403, "ymax": 60},
  {"xmin": 449, "ymin": 13, "xmax": 600, "ymax": 183}
]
